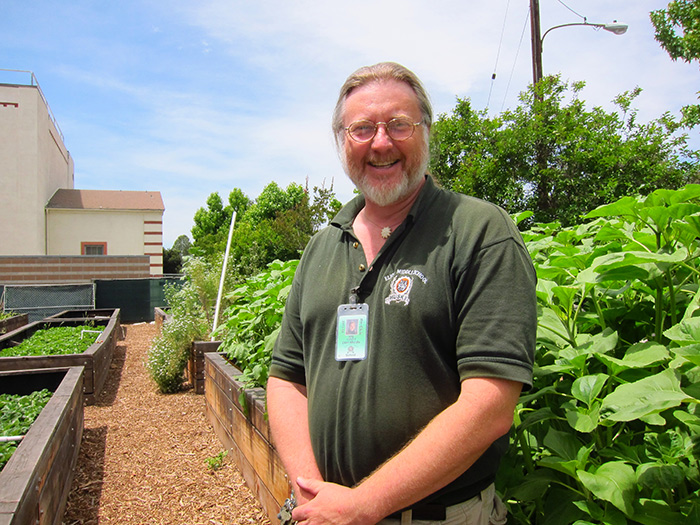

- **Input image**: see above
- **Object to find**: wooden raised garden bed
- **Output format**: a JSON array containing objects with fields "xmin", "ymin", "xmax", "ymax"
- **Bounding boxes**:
[
  {"xmin": 204, "ymin": 352, "xmax": 290, "ymax": 523},
  {"xmin": 0, "ymin": 366, "xmax": 84, "ymax": 525},
  {"xmin": 0, "ymin": 314, "xmax": 28, "ymax": 336},
  {"xmin": 188, "ymin": 341, "xmax": 221, "ymax": 394},
  {"xmin": 153, "ymin": 307, "xmax": 170, "ymax": 332},
  {"xmin": 46, "ymin": 308, "xmax": 122, "ymax": 339},
  {"xmin": 0, "ymin": 317, "xmax": 119, "ymax": 404}
]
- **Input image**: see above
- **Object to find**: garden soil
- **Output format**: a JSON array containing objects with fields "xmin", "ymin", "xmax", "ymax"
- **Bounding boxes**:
[{"xmin": 62, "ymin": 322, "xmax": 272, "ymax": 525}]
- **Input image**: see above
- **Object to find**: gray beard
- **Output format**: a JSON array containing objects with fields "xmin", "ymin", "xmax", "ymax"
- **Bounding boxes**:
[{"xmin": 342, "ymin": 153, "xmax": 429, "ymax": 207}]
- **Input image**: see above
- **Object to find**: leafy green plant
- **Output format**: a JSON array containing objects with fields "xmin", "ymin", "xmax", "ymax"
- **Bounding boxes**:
[
  {"xmin": 0, "ymin": 311, "xmax": 18, "ymax": 322},
  {"xmin": 206, "ymin": 450, "xmax": 227, "ymax": 471},
  {"xmin": 0, "ymin": 389, "xmax": 52, "ymax": 470},
  {"xmin": 0, "ymin": 325, "xmax": 100, "ymax": 357},
  {"xmin": 498, "ymin": 185, "xmax": 700, "ymax": 524},
  {"xmin": 215, "ymin": 259, "xmax": 298, "ymax": 390},
  {"xmin": 146, "ymin": 273, "xmax": 210, "ymax": 394}
]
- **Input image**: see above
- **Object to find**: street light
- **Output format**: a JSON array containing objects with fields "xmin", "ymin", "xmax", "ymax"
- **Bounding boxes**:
[
  {"xmin": 542, "ymin": 22, "xmax": 628, "ymax": 42},
  {"xmin": 530, "ymin": 0, "xmax": 628, "ymax": 85}
]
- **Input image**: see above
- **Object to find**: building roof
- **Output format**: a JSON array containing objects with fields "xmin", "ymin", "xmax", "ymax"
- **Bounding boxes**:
[{"xmin": 46, "ymin": 189, "xmax": 165, "ymax": 212}]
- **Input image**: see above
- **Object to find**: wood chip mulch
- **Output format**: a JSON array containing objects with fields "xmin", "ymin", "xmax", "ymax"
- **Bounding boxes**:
[{"xmin": 62, "ymin": 322, "xmax": 272, "ymax": 525}]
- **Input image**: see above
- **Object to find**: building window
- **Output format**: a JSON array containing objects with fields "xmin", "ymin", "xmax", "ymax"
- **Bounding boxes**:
[{"xmin": 81, "ymin": 242, "xmax": 107, "ymax": 255}]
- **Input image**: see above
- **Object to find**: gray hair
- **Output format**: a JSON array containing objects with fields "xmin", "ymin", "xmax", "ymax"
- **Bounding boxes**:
[{"xmin": 331, "ymin": 62, "xmax": 433, "ymax": 148}]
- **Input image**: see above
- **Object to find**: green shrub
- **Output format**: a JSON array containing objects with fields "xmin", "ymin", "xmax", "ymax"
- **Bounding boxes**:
[
  {"xmin": 146, "ymin": 267, "xmax": 210, "ymax": 394},
  {"xmin": 147, "ymin": 314, "xmax": 207, "ymax": 393},
  {"xmin": 499, "ymin": 186, "xmax": 700, "ymax": 524}
]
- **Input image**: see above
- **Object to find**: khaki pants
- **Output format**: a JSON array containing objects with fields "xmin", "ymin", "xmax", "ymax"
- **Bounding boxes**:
[{"xmin": 378, "ymin": 484, "xmax": 507, "ymax": 525}]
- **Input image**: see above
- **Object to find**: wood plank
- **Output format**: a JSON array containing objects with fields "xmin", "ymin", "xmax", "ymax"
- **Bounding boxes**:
[
  {"xmin": 37, "ymin": 383, "xmax": 83, "ymax": 525},
  {"xmin": 0, "ymin": 367, "xmax": 84, "ymax": 525},
  {"xmin": 205, "ymin": 353, "xmax": 292, "ymax": 522},
  {"xmin": 205, "ymin": 376, "xmax": 288, "ymax": 523}
]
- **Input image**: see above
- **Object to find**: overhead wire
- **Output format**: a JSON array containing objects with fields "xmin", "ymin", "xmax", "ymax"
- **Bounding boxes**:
[
  {"xmin": 486, "ymin": 0, "xmax": 512, "ymax": 110},
  {"xmin": 501, "ymin": 6, "xmax": 531, "ymax": 112},
  {"xmin": 557, "ymin": 0, "xmax": 586, "ymax": 21}
]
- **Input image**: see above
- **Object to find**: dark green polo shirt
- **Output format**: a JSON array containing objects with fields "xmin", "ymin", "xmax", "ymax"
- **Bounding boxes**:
[{"xmin": 270, "ymin": 175, "xmax": 536, "ymax": 506}]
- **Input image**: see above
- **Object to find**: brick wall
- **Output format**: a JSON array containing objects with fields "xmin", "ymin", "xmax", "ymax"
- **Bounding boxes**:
[{"xmin": 0, "ymin": 256, "xmax": 150, "ymax": 284}]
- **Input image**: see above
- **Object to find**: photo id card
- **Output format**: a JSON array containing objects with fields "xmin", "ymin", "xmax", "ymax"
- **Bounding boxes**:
[{"xmin": 336, "ymin": 303, "xmax": 369, "ymax": 361}]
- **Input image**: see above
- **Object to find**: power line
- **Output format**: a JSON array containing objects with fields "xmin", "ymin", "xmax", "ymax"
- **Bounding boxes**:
[
  {"xmin": 501, "ymin": 6, "xmax": 531, "ymax": 112},
  {"xmin": 487, "ymin": 0, "xmax": 512, "ymax": 109},
  {"xmin": 557, "ymin": 0, "xmax": 586, "ymax": 21}
]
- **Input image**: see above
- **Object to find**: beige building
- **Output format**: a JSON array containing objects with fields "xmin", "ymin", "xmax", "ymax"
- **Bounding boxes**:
[
  {"xmin": 0, "ymin": 71, "xmax": 164, "ymax": 276},
  {"xmin": 46, "ymin": 189, "xmax": 165, "ymax": 273}
]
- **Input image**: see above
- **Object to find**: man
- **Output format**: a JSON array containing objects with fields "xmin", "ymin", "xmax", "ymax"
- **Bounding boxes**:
[{"xmin": 267, "ymin": 62, "xmax": 536, "ymax": 525}]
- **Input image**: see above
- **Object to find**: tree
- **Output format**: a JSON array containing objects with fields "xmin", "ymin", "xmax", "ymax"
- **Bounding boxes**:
[
  {"xmin": 172, "ymin": 235, "xmax": 191, "ymax": 257},
  {"xmin": 162, "ymin": 234, "xmax": 191, "ymax": 274},
  {"xmin": 650, "ymin": 1, "xmax": 700, "ymax": 126},
  {"xmin": 162, "ymin": 247, "xmax": 182, "ymax": 274},
  {"xmin": 189, "ymin": 180, "xmax": 341, "ymax": 275},
  {"xmin": 429, "ymin": 76, "xmax": 699, "ymax": 226},
  {"xmin": 241, "ymin": 181, "xmax": 305, "ymax": 225},
  {"xmin": 651, "ymin": 0, "xmax": 700, "ymax": 63},
  {"xmin": 191, "ymin": 189, "xmax": 252, "ymax": 257}
]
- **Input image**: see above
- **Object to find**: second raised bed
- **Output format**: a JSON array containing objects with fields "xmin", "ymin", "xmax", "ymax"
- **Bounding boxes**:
[{"xmin": 0, "ymin": 317, "xmax": 119, "ymax": 404}]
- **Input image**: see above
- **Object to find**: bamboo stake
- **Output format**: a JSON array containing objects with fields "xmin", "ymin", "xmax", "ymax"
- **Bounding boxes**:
[{"xmin": 212, "ymin": 211, "xmax": 237, "ymax": 339}]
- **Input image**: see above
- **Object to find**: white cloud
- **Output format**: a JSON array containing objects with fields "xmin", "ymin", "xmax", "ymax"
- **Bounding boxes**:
[{"xmin": 5, "ymin": 0, "xmax": 698, "ymax": 248}]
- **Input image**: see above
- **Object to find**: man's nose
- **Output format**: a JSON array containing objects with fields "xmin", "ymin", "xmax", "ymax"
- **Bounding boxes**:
[{"xmin": 371, "ymin": 123, "xmax": 394, "ymax": 149}]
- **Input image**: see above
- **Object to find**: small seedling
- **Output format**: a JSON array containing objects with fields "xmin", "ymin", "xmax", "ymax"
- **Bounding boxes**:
[{"xmin": 206, "ymin": 450, "xmax": 227, "ymax": 471}]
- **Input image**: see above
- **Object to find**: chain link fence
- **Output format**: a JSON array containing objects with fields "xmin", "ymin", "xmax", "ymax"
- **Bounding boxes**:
[{"xmin": 1, "ymin": 284, "xmax": 94, "ymax": 322}]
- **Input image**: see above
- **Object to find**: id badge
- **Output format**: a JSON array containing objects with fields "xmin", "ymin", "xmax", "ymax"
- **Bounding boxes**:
[{"xmin": 335, "ymin": 303, "xmax": 369, "ymax": 361}]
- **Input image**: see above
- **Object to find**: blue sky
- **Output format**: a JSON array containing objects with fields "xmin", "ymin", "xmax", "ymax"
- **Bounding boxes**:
[{"xmin": 3, "ymin": 0, "xmax": 698, "ymax": 248}]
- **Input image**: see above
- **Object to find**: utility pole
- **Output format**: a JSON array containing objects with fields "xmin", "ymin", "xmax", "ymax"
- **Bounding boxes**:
[{"xmin": 530, "ymin": 0, "xmax": 543, "ymax": 86}]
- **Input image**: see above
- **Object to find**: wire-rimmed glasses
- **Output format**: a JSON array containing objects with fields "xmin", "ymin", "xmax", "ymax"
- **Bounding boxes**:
[{"xmin": 345, "ymin": 118, "xmax": 422, "ymax": 143}]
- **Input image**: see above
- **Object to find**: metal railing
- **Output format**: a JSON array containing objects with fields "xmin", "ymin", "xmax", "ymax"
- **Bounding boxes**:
[{"xmin": 0, "ymin": 68, "xmax": 65, "ymax": 142}]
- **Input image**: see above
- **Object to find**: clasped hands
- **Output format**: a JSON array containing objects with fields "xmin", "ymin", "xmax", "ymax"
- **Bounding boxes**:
[{"xmin": 291, "ymin": 477, "xmax": 384, "ymax": 525}]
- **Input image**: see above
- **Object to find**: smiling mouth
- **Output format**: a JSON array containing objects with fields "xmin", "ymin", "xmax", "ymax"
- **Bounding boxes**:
[{"xmin": 369, "ymin": 160, "xmax": 399, "ymax": 169}]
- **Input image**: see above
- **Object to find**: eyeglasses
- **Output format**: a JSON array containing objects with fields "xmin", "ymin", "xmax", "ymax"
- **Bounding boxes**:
[{"xmin": 345, "ymin": 118, "xmax": 422, "ymax": 143}]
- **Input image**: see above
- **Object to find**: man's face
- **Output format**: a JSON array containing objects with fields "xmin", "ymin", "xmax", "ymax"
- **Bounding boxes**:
[{"xmin": 340, "ymin": 80, "xmax": 429, "ymax": 207}]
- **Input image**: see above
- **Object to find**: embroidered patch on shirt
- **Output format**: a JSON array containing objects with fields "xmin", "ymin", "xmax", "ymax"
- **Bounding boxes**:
[{"xmin": 384, "ymin": 269, "xmax": 428, "ymax": 306}]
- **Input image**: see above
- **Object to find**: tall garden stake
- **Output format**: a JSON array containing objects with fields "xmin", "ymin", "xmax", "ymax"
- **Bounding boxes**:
[{"xmin": 212, "ymin": 211, "xmax": 236, "ymax": 339}]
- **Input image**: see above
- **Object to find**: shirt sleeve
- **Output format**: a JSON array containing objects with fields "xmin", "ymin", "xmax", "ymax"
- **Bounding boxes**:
[{"xmin": 453, "ymin": 207, "xmax": 537, "ymax": 389}]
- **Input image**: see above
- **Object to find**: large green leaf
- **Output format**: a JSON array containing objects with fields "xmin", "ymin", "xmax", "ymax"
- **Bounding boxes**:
[
  {"xmin": 601, "ymin": 368, "xmax": 691, "ymax": 422},
  {"xmin": 543, "ymin": 428, "xmax": 582, "ymax": 461},
  {"xmin": 667, "ymin": 184, "xmax": 700, "ymax": 204},
  {"xmin": 552, "ymin": 285, "xmax": 580, "ymax": 312},
  {"xmin": 565, "ymin": 403, "xmax": 601, "ymax": 433},
  {"xmin": 507, "ymin": 469, "xmax": 559, "ymax": 501},
  {"xmin": 577, "ymin": 461, "xmax": 636, "ymax": 516},
  {"xmin": 585, "ymin": 197, "xmax": 639, "ymax": 219},
  {"xmin": 537, "ymin": 306, "xmax": 571, "ymax": 346},
  {"xmin": 637, "ymin": 463, "xmax": 685, "ymax": 490},
  {"xmin": 631, "ymin": 499, "xmax": 681, "ymax": 525},
  {"xmin": 664, "ymin": 317, "xmax": 700, "ymax": 345},
  {"xmin": 571, "ymin": 374, "xmax": 608, "ymax": 407},
  {"xmin": 669, "ymin": 344, "xmax": 700, "ymax": 366},
  {"xmin": 571, "ymin": 329, "xmax": 618, "ymax": 358},
  {"xmin": 591, "ymin": 251, "xmax": 687, "ymax": 277},
  {"xmin": 595, "ymin": 342, "xmax": 670, "ymax": 375},
  {"xmin": 519, "ymin": 406, "xmax": 558, "ymax": 430}
]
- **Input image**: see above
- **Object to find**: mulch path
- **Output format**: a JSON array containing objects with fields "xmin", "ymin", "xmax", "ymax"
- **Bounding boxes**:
[{"xmin": 62, "ymin": 322, "xmax": 271, "ymax": 525}]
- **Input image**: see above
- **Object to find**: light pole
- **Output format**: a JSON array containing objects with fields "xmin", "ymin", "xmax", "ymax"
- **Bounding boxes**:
[
  {"xmin": 530, "ymin": 0, "xmax": 628, "ymax": 85},
  {"xmin": 527, "ymin": 0, "xmax": 628, "ymax": 216}
]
